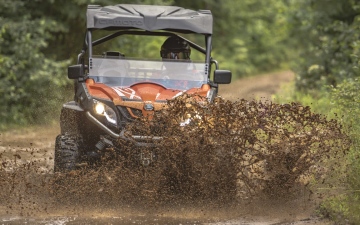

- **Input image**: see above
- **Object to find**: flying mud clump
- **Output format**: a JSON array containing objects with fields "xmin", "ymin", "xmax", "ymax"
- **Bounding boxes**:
[
  {"xmin": 0, "ymin": 96, "xmax": 351, "ymax": 215},
  {"xmin": 123, "ymin": 95, "xmax": 351, "ymax": 201}
]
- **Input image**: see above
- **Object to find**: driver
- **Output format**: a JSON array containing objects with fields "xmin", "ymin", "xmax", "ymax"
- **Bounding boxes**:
[
  {"xmin": 159, "ymin": 37, "xmax": 200, "ymax": 89},
  {"xmin": 160, "ymin": 36, "xmax": 191, "ymax": 61}
]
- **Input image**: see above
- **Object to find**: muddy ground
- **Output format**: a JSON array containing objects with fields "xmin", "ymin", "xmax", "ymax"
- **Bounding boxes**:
[{"xmin": 0, "ymin": 71, "xmax": 335, "ymax": 224}]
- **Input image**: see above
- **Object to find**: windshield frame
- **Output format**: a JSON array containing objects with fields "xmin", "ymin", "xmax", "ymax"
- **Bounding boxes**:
[
  {"xmin": 89, "ymin": 57, "xmax": 208, "ymax": 90},
  {"xmin": 83, "ymin": 30, "xmax": 212, "ymax": 79}
]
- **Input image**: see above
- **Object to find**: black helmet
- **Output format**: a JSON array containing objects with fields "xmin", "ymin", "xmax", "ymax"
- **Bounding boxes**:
[{"xmin": 160, "ymin": 36, "xmax": 191, "ymax": 60}]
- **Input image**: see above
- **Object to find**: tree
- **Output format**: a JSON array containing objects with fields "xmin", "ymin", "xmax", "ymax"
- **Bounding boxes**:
[
  {"xmin": 289, "ymin": 0, "xmax": 360, "ymax": 90},
  {"xmin": 174, "ymin": 0, "xmax": 297, "ymax": 77},
  {"xmin": 0, "ymin": 0, "xmax": 173, "ymax": 128}
]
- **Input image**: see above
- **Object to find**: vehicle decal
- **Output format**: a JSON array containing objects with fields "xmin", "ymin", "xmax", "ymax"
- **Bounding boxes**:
[
  {"xmin": 112, "ymin": 87, "xmax": 125, "ymax": 97},
  {"xmin": 127, "ymin": 88, "xmax": 137, "ymax": 99},
  {"xmin": 172, "ymin": 91, "xmax": 184, "ymax": 99},
  {"xmin": 112, "ymin": 87, "xmax": 141, "ymax": 100}
]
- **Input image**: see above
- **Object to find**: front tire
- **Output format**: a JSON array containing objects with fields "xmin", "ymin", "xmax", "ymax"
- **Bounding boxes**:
[{"xmin": 54, "ymin": 134, "xmax": 83, "ymax": 172}]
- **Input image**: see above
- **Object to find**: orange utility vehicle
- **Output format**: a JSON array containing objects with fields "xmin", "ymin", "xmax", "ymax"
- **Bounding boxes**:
[{"xmin": 54, "ymin": 4, "xmax": 232, "ymax": 171}]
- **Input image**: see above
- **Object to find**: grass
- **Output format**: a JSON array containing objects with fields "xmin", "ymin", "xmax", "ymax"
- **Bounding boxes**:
[{"xmin": 273, "ymin": 79, "xmax": 360, "ymax": 224}]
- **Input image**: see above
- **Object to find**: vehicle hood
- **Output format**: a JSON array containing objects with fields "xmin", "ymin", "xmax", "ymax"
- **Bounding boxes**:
[{"xmin": 84, "ymin": 79, "xmax": 210, "ymax": 111}]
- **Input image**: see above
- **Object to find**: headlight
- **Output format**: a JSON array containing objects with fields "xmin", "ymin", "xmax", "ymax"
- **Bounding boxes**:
[
  {"xmin": 93, "ymin": 101, "xmax": 117, "ymax": 125},
  {"xmin": 95, "ymin": 103, "xmax": 105, "ymax": 114}
]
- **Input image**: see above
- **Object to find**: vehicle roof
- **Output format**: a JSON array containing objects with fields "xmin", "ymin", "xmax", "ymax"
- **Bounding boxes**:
[{"xmin": 86, "ymin": 4, "xmax": 213, "ymax": 34}]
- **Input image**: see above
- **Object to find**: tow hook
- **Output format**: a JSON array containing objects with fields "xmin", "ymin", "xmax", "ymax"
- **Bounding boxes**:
[{"xmin": 140, "ymin": 151, "xmax": 155, "ymax": 166}]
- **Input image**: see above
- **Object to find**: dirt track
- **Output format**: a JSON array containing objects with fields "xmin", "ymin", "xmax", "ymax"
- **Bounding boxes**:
[
  {"xmin": 218, "ymin": 70, "xmax": 294, "ymax": 101},
  {"xmin": 0, "ymin": 71, "xmax": 333, "ymax": 225}
]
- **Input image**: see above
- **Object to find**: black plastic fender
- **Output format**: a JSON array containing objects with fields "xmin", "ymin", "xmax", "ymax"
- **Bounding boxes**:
[{"xmin": 60, "ymin": 101, "xmax": 84, "ymax": 135}]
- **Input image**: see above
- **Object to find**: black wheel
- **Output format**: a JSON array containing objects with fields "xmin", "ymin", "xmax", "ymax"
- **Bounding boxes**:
[{"xmin": 54, "ymin": 134, "xmax": 83, "ymax": 172}]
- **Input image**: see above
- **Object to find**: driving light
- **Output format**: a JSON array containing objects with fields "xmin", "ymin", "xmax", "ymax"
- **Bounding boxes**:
[
  {"xmin": 95, "ymin": 103, "xmax": 105, "ymax": 114},
  {"xmin": 104, "ymin": 108, "xmax": 117, "ymax": 125},
  {"xmin": 93, "ymin": 101, "xmax": 117, "ymax": 125}
]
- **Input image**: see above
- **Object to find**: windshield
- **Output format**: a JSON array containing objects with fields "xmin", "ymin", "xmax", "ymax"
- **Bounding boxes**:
[{"xmin": 89, "ymin": 56, "xmax": 208, "ymax": 90}]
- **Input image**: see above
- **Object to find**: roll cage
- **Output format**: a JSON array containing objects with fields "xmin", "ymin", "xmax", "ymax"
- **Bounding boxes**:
[
  {"xmin": 77, "ymin": 30, "xmax": 214, "ymax": 78},
  {"xmin": 69, "ymin": 4, "xmax": 230, "ymax": 86}
]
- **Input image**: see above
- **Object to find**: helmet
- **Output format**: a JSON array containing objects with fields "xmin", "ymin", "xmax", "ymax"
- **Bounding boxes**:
[{"xmin": 160, "ymin": 36, "xmax": 191, "ymax": 60}]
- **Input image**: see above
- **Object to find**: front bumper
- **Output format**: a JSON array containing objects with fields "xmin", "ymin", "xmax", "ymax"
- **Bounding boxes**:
[{"xmin": 85, "ymin": 111, "xmax": 163, "ymax": 147}]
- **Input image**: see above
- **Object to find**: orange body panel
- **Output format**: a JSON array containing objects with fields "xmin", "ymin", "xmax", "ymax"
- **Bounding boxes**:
[{"xmin": 85, "ymin": 79, "xmax": 210, "ymax": 118}]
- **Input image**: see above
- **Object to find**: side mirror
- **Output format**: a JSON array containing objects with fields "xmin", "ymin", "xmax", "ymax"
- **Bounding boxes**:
[
  {"xmin": 214, "ymin": 70, "xmax": 232, "ymax": 84},
  {"xmin": 68, "ymin": 64, "xmax": 84, "ymax": 79}
]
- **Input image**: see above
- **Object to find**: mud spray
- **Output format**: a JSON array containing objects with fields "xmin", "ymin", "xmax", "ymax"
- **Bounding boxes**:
[{"xmin": 0, "ymin": 96, "xmax": 351, "ymax": 222}]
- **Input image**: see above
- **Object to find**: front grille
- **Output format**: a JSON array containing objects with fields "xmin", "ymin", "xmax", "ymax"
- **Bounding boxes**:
[
  {"xmin": 117, "ymin": 106, "xmax": 168, "ymax": 136},
  {"xmin": 117, "ymin": 106, "xmax": 134, "ymax": 128},
  {"xmin": 130, "ymin": 108, "xmax": 143, "ymax": 118}
]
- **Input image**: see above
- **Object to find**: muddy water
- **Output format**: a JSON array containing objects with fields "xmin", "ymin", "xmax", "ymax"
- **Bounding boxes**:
[{"xmin": 0, "ymin": 95, "xmax": 349, "ymax": 224}]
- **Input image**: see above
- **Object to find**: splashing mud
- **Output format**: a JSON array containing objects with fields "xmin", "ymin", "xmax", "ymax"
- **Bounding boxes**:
[{"xmin": 0, "ymin": 96, "xmax": 351, "ymax": 221}]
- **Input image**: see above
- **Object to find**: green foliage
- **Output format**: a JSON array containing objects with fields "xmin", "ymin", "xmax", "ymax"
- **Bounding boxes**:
[
  {"xmin": 0, "ymin": 0, "xmax": 72, "ymax": 129},
  {"xmin": 328, "ymin": 79, "xmax": 360, "ymax": 224},
  {"xmin": 174, "ymin": 0, "xmax": 297, "ymax": 77},
  {"xmin": 274, "ymin": 78, "xmax": 360, "ymax": 224},
  {"xmin": 290, "ymin": 0, "xmax": 360, "ymax": 90},
  {"xmin": 283, "ymin": 2, "xmax": 360, "ymax": 221},
  {"xmin": 0, "ymin": 0, "xmax": 173, "ymax": 130},
  {"xmin": 273, "ymin": 82, "xmax": 337, "ymax": 117},
  {"xmin": 332, "ymin": 79, "xmax": 360, "ymax": 131},
  {"xmin": 318, "ymin": 195, "xmax": 351, "ymax": 223},
  {"xmin": 306, "ymin": 80, "xmax": 360, "ymax": 224}
]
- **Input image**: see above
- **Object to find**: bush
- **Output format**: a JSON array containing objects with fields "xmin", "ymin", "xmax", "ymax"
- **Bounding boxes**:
[
  {"xmin": 326, "ymin": 79, "xmax": 360, "ymax": 224},
  {"xmin": 275, "ymin": 79, "xmax": 360, "ymax": 224},
  {"xmin": 0, "ymin": 5, "xmax": 72, "ymax": 129},
  {"xmin": 290, "ymin": 0, "xmax": 360, "ymax": 90}
]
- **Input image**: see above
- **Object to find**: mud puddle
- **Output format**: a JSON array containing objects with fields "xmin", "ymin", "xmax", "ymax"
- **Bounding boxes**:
[
  {"xmin": 0, "ymin": 96, "xmax": 349, "ymax": 224},
  {"xmin": 0, "ymin": 200, "xmax": 326, "ymax": 225},
  {"xmin": 0, "ymin": 214, "xmax": 206, "ymax": 225}
]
